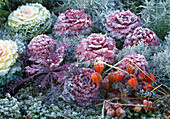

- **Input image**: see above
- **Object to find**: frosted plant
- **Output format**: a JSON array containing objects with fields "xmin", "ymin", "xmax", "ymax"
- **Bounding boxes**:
[
  {"xmin": 140, "ymin": 0, "xmax": 170, "ymax": 40},
  {"xmin": 106, "ymin": 10, "xmax": 143, "ymax": 39},
  {"xmin": 0, "ymin": 40, "xmax": 18, "ymax": 76},
  {"xmin": 54, "ymin": 9, "xmax": 93, "ymax": 37},
  {"xmin": 118, "ymin": 52, "xmax": 149, "ymax": 77},
  {"xmin": 0, "ymin": 93, "xmax": 21, "ymax": 118},
  {"xmin": 125, "ymin": 27, "xmax": 160, "ymax": 47},
  {"xmin": 62, "ymin": 68, "xmax": 100, "ymax": 107},
  {"xmin": 75, "ymin": 33, "xmax": 118, "ymax": 64},
  {"xmin": 28, "ymin": 34, "xmax": 56, "ymax": 58},
  {"xmin": 6, "ymin": 3, "xmax": 52, "ymax": 39},
  {"xmin": 55, "ymin": 0, "xmax": 124, "ymax": 33},
  {"xmin": 0, "ymin": 29, "xmax": 25, "ymax": 87}
]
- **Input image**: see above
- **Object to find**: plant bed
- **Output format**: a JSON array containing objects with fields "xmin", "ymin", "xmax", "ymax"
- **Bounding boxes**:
[{"xmin": 0, "ymin": 0, "xmax": 169, "ymax": 118}]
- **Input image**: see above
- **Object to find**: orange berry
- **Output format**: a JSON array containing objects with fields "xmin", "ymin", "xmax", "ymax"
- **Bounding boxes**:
[
  {"xmin": 94, "ymin": 63, "xmax": 104, "ymax": 73},
  {"xmin": 128, "ymin": 78, "xmax": 138, "ymax": 89},
  {"xmin": 147, "ymin": 73, "xmax": 155, "ymax": 83},
  {"xmin": 126, "ymin": 64, "xmax": 135, "ymax": 74},
  {"xmin": 114, "ymin": 71, "xmax": 123, "ymax": 82},
  {"xmin": 103, "ymin": 77, "xmax": 111, "ymax": 90},
  {"xmin": 108, "ymin": 72, "xmax": 115, "ymax": 84},
  {"xmin": 143, "ymin": 84, "xmax": 152, "ymax": 91},
  {"xmin": 91, "ymin": 72, "xmax": 102, "ymax": 84}
]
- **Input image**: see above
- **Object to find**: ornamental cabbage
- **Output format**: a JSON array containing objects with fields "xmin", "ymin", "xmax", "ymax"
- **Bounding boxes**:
[
  {"xmin": 6, "ymin": 3, "xmax": 52, "ymax": 39},
  {"xmin": 0, "ymin": 40, "xmax": 18, "ymax": 76}
]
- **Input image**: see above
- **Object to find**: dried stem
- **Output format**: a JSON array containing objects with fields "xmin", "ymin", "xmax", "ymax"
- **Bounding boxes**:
[
  {"xmin": 101, "ymin": 100, "xmax": 105, "ymax": 119},
  {"xmin": 105, "ymin": 100, "xmax": 145, "ymax": 107},
  {"xmin": 154, "ymin": 94, "xmax": 170, "ymax": 103},
  {"xmin": 95, "ymin": 58, "xmax": 167, "ymax": 96},
  {"xmin": 123, "ymin": 58, "xmax": 168, "ymax": 95},
  {"xmin": 144, "ymin": 84, "xmax": 166, "ymax": 100}
]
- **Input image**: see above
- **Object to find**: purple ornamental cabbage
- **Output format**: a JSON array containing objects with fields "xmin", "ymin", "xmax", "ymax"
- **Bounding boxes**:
[
  {"xmin": 26, "ymin": 42, "xmax": 71, "ymax": 97},
  {"xmin": 118, "ymin": 52, "xmax": 149, "ymax": 77},
  {"xmin": 125, "ymin": 27, "xmax": 160, "ymax": 47},
  {"xmin": 28, "ymin": 34, "xmax": 56, "ymax": 58},
  {"xmin": 106, "ymin": 10, "xmax": 143, "ymax": 39},
  {"xmin": 75, "ymin": 33, "xmax": 118, "ymax": 64},
  {"xmin": 54, "ymin": 9, "xmax": 93, "ymax": 37},
  {"xmin": 63, "ymin": 68, "xmax": 100, "ymax": 107}
]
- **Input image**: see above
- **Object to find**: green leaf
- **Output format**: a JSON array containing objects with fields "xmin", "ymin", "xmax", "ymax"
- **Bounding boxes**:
[{"xmin": 0, "ymin": 9, "xmax": 10, "ymax": 16}]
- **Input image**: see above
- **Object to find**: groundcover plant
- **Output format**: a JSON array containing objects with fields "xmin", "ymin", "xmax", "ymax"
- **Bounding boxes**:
[{"xmin": 0, "ymin": 0, "xmax": 169, "ymax": 118}]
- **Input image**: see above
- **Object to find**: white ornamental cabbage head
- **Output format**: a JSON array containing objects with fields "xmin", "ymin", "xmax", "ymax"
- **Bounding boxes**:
[
  {"xmin": 0, "ymin": 40, "xmax": 18, "ymax": 76},
  {"xmin": 6, "ymin": 3, "xmax": 52, "ymax": 39}
]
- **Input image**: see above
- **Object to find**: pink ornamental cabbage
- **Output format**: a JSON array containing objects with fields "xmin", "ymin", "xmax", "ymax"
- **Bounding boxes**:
[
  {"xmin": 118, "ymin": 52, "xmax": 149, "ymax": 77},
  {"xmin": 66, "ymin": 68, "xmax": 100, "ymax": 107},
  {"xmin": 28, "ymin": 34, "xmax": 56, "ymax": 58},
  {"xmin": 106, "ymin": 10, "xmax": 143, "ymax": 39},
  {"xmin": 125, "ymin": 27, "xmax": 160, "ymax": 47},
  {"xmin": 75, "ymin": 33, "xmax": 118, "ymax": 64},
  {"xmin": 54, "ymin": 9, "xmax": 93, "ymax": 37}
]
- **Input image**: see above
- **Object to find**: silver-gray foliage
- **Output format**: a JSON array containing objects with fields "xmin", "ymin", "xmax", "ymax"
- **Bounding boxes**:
[
  {"xmin": 0, "ymin": 93, "xmax": 21, "ymax": 119},
  {"xmin": 0, "ymin": 29, "xmax": 25, "ymax": 86},
  {"xmin": 55, "ymin": 0, "xmax": 123, "ymax": 33},
  {"xmin": 149, "ymin": 32, "xmax": 170, "ymax": 86},
  {"xmin": 140, "ymin": 0, "xmax": 170, "ymax": 40}
]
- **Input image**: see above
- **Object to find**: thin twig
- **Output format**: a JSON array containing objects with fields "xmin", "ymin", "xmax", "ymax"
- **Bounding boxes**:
[
  {"xmin": 105, "ymin": 101, "xmax": 145, "ymax": 107},
  {"xmin": 154, "ymin": 94, "xmax": 170, "ymax": 103},
  {"xmin": 123, "ymin": 58, "xmax": 168, "ymax": 95},
  {"xmin": 101, "ymin": 100, "xmax": 105, "ymax": 119},
  {"xmin": 95, "ymin": 59, "xmax": 167, "ymax": 96},
  {"xmin": 144, "ymin": 84, "xmax": 165, "ymax": 99}
]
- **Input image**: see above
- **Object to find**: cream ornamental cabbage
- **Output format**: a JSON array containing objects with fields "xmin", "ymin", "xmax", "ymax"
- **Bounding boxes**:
[
  {"xmin": 0, "ymin": 40, "xmax": 18, "ymax": 76},
  {"xmin": 6, "ymin": 3, "xmax": 52, "ymax": 39}
]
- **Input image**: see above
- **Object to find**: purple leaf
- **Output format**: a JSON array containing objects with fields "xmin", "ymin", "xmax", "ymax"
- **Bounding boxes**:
[{"xmin": 41, "ymin": 73, "xmax": 50, "ymax": 86}]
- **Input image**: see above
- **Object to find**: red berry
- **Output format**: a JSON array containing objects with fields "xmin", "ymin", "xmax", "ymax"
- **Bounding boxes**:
[{"xmin": 105, "ymin": 103, "xmax": 111, "ymax": 111}]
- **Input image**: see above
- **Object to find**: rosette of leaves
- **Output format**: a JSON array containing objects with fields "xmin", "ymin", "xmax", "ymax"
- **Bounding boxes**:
[
  {"xmin": 62, "ymin": 68, "xmax": 100, "ymax": 107},
  {"xmin": 140, "ymin": 0, "xmax": 170, "ymax": 40},
  {"xmin": 125, "ymin": 27, "xmax": 160, "ymax": 47},
  {"xmin": 53, "ymin": 9, "xmax": 93, "ymax": 37},
  {"xmin": 105, "ymin": 10, "xmax": 143, "ymax": 39},
  {"xmin": 25, "ymin": 41, "xmax": 71, "ymax": 102},
  {"xmin": 5, "ymin": 3, "xmax": 52, "ymax": 39},
  {"xmin": 0, "ymin": 93, "xmax": 21, "ymax": 118},
  {"xmin": 75, "ymin": 33, "xmax": 118, "ymax": 64},
  {"xmin": 118, "ymin": 52, "xmax": 149, "ymax": 77},
  {"xmin": 0, "ymin": 40, "xmax": 18, "ymax": 86},
  {"xmin": 0, "ymin": 29, "xmax": 25, "ymax": 89},
  {"xmin": 28, "ymin": 34, "xmax": 57, "ymax": 58},
  {"xmin": 55, "ymin": 0, "xmax": 124, "ymax": 33}
]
